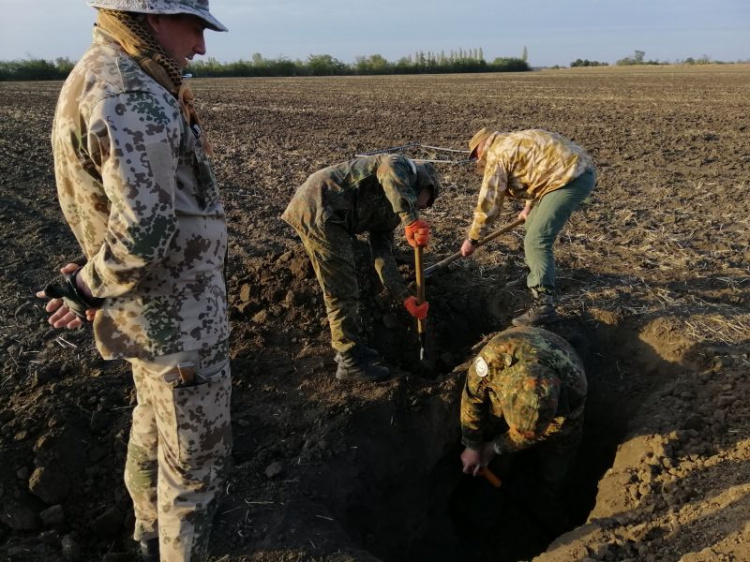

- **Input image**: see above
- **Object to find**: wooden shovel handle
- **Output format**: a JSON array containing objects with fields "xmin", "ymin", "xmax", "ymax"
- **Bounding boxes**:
[
  {"xmin": 424, "ymin": 218, "xmax": 525, "ymax": 277},
  {"xmin": 414, "ymin": 245, "xmax": 426, "ymax": 336}
]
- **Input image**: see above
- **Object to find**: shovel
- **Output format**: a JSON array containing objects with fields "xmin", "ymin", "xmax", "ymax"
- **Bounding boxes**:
[
  {"xmin": 424, "ymin": 218, "xmax": 525, "ymax": 278},
  {"xmin": 479, "ymin": 467, "xmax": 502, "ymax": 488},
  {"xmin": 414, "ymin": 245, "xmax": 427, "ymax": 361}
]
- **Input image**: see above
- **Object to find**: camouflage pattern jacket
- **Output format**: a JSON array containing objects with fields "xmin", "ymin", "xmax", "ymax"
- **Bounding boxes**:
[
  {"xmin": 51, "ymin": 28, "xmax": 228, "ymax": 360},
  {"xmin": 468, "ymin": 129, "xmax": 595, "ymax": 241},
  {"xmin": 281, "ymin": 154, "xmax": 422, "ymax": 299},
  {"xmin": 460, "ymin": 327, "xmax": 587, "ymax": 454}
]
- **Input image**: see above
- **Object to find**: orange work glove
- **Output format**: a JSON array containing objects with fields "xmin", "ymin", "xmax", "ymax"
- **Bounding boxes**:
[
  {"xmin": 405, "ymin": 219, "xmax": 430, "ymax": 248},
  {"xmin": 404, "ymin": 296, "xmax": 429, "ymax": 320}
]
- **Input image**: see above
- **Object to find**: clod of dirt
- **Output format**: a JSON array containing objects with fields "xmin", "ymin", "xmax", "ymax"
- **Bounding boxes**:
[{"xmin": 28, "ymin": 467, "xmax": 71, "ymax": 504}]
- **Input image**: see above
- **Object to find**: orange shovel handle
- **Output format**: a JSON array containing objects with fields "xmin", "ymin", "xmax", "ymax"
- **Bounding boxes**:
[{"xmin": 479, "ymin": 467, "xmax": 502, "ymax": 488}]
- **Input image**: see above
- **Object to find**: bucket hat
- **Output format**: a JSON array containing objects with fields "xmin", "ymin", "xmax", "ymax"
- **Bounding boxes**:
[
  {"xmin": 87, "ymin": 0, "xmax": 228, "ymax": 32},
  {"xmin": 468, "ymin": 127, "xmax": 494, "ymax": 160}
]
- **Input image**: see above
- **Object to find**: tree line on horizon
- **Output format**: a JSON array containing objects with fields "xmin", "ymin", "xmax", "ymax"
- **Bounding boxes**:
[
  {"xmin": 2, "ymin": 48, "xmax": 745, "ymax": 81},
  {"xmin": 563, "ymin": 50, "xmax": 746, "ymax": 69},
  {"xmin": 189, "ymin": 49, "xmax": 529, "ymax": 77},
  {"xmin": 0, "ymin": 48, "xmax": 530, "ymax": 81}
]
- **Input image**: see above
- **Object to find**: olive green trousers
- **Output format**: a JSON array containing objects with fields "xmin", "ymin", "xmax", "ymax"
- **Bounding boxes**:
[
  {"xmin": 294, "ymin": 222, "xmax": 362, "ymax": 353},
  {"xmin": 524, "ymin": 168, "xmax": 596, "ymax": 291}
]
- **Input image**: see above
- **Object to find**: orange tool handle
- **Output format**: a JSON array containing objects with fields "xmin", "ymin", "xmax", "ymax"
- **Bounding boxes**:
[{"xmin": 479, "ymin": 467, "xmax": 502, "ymax": 488}]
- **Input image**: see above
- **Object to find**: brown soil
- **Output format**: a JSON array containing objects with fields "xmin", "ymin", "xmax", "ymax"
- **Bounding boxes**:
[{"xmin": 0, "ymin": 66, "xmax": 748, "ymax": 562}]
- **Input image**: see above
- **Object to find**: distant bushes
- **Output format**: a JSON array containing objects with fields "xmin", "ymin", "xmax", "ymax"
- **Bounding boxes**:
[
  {"xmin": 189, "ymin": 51, "xmax": 530, "ymax": 77},
  {"xmin": 0, "ymin": 50, "xmax": 530, "ymax": 81},
  {"xmin": 11, "ymin": 49, "xmax": 743, "ymax": 80},
  {"xmin": 570, "ymin": 59, "xmax": 609, "ymax": 67},
  {"xmin": 564, "ymin": 51, "xmax": 749, "ymax": 69},
  {"xmin": 615, "ymin": 51, "xmax": 665, "ymax": 66},
  {"xmin": 0, "ymin": 58, "xmax": 75, "ymax": 81}
]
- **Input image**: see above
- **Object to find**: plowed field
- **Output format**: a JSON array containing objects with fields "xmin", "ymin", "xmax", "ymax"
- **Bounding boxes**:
[{"xmin": 1, "ymin": 66, "xmax": 749, "ymax": 561}]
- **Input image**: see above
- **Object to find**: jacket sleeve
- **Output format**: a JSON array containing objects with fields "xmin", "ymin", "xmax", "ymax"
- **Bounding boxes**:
[
  {"xmin": 376, "ymin": 157, "xmax": 420, "ymax": 226},
  {"xmin": 369, "ymin": 229, "xmax": 409, "ymax": 300},
  {"xmin": 460, "ymin": 367, "xmax": 489, "ymax": 449},
  {"xmin": 78, "ymin": 92, "xmax": 181, "ymax": 298},
  {"xmin": 468, "ymin": 151, "xmax": 508, "ymax": 241}
]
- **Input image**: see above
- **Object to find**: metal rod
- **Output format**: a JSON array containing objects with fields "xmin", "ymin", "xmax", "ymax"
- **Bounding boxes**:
[
  {"xmin": 418, "ymin": 144, "xmax": 471, "ymax": 154},
  {"xmin": 356, "ymin": 141, "xmax": 421, "ymax": 156},
  {"xmin": 413, "ymin": 158, "xmax": 474, "ymax": 165}
]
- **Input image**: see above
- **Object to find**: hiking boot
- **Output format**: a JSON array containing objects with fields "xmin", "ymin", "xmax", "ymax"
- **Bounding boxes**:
[
  {"xmin": 334, "ymin": 343, "xmax": 380, "ymax": 365},
  {"xmin": 335, "ymin": 347, "xmax": 390, "ymax": 383},
  {"xmin": 139, "ymin": 538, "xmax": 159, "ymax": 562},
  {"xmin": 512, "ymin": 290, "xmax": 558, "ymax": 327}
]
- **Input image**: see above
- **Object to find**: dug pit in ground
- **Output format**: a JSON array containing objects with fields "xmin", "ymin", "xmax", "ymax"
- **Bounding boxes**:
[
  {"xmin": 223, "ymin": 245, "xmax": 674, "ymax": 561},
  {"xmin": 298, "ymin": 312, "xmax": 699, "ymax": 562}
]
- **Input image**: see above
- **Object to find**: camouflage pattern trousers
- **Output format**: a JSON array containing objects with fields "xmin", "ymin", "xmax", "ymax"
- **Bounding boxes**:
[
  {"xmin": 293, "ymin": 222, "xmax": 362, "ymax": 354},
  {"xmin": 124, "ymin": 343, "xmax": 232, "ymax": 561}
]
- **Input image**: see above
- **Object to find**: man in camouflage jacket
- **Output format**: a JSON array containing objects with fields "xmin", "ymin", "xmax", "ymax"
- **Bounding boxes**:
[
  {"xmin": 38, "ymin": 1, "xmax": 230, "ymax": 560},
  {"xmin": 459, "ymin": 128, "xmax": 597, "ymax": 327},
  {"xmin": 282, "ymin": 154, "xmax": 441, "ymax": 383},
  {"xmin": 460, "ymin": 327, "xmax": 587, "ymax": 495}
]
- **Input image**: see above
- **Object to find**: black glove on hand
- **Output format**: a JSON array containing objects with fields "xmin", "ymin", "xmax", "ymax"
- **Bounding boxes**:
[{"xmin": 44, "ymin": 271, "xmax": 103, "ymax": 319}]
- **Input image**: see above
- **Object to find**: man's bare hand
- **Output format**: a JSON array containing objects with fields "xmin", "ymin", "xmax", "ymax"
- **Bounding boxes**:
[
  {"xmin": 460, "ymin": 239, "xmax": 476, "ymax": 257},
  {"xmin": 460, "ymin": 447, "xmax": 483, "ymax": 476},
  {"xmin": 518, "ymin": 201, "xmax": 533, "ymax": 221},
  {"xmin": 36, "ymin": 263, "xmax": 96, "ymax": 329}
]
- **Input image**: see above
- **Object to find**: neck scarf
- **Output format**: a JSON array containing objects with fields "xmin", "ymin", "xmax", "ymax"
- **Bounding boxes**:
[{"xmin": 96, "ymin": 9, "xmax": 213, "ymax": 156}]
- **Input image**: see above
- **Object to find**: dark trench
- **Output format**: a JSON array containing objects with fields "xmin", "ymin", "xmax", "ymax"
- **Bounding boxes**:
[{"xmin": 328, "ymin": 300, "xmax": 630, "ymax": 562}]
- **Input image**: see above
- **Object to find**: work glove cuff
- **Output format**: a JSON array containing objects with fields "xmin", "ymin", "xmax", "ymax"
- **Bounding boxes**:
[
  {"xmin": 403, "ymin": 296, "xmax": 429, "ymax": 320},
  {"xmin": 405, "ymin": 219, "xmax": 430, "ymax": 248}
]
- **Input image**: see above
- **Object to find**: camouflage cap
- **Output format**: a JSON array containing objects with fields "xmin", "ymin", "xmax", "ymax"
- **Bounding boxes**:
[
  {"xmin": 87, "ymin": 0, "xmax": 228, "ymax": 32},
  {"xmin": 468, "ymin": 127, "xmax": 494, "ymax": 160},
  {"xmin": 415, "ymin": 161, "xmax": 441, "ymax": 207},
  {"xmin": 502, "ymin": 364, "xmax": 560, "ymax": 435}
]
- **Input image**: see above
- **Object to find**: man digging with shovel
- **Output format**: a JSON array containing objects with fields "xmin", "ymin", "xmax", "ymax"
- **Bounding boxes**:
[
  {"xmin": 282, "ymin": 155, "xmax": 441, "ymax": 383},
  {"xmin": 459, "ymin": 128, "xmax": 597, "ymax": 327}
]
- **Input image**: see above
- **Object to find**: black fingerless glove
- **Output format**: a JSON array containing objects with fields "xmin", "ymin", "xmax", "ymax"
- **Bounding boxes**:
[{"xmin": 44, "ymin": 270, "xmax": 104, "ymax": 319}]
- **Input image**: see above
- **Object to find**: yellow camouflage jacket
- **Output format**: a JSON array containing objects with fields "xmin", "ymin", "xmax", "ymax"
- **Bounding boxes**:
[
  {"xmin": 460, "ymin": 327, "xmax": 587, "ymax": 454},
  {"xmin": 468, "ymin": 129, "xmax": 594, "ymax": 241},
  {"xmin": 51, "ymin": 28, "xmax": 228, "ymax": 360}
]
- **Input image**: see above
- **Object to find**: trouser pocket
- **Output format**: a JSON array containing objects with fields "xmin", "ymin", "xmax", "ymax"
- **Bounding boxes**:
[{"xmin": 172, "ymin": 359, "xmax": 232, "ymax": 466}]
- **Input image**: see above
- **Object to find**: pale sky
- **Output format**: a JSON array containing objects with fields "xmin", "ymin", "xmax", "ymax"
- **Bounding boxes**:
[{"xmin": 2, "ymin": 0, "xmax": 748, "ymax": 67}]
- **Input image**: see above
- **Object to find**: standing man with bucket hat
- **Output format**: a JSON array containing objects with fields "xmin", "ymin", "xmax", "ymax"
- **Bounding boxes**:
[
  {"xmin": 37, "ymin": 1, "xmax": 230, "ymax": 560},
  {"xmin": 459, "ymin": 128, "xmax": 596, "ymax": 327}
]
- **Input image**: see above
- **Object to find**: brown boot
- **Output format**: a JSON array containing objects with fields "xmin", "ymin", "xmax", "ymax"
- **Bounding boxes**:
[{"xmin": 512, "ymin": 290, "xmax": 558, "ymax": 327}]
